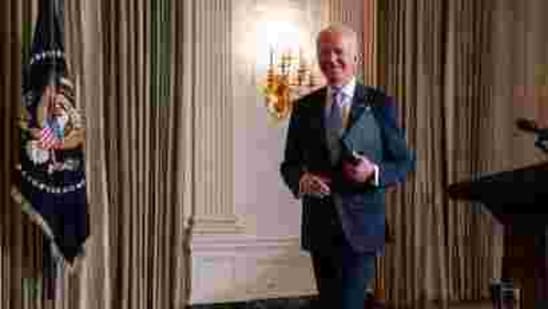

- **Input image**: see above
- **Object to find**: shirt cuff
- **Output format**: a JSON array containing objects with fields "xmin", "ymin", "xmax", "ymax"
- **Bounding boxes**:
[
  {"xmin": 297, "ymin": 175, "xmax": 306, "ymax": 198},
  {"xmin": 371, "ymin": 164, "xmax": 380, "ymax": 186}
]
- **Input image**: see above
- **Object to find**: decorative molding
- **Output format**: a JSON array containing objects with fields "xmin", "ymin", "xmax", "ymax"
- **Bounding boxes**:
[
  {"xmin": 191, "ymin": 235, "xmax": 301, "ymax": 251},
  {"xmin": 191, "ymin": 215, "xmax": 245, "ymax": 235},
  {"xmin": 193, "ymin": 0, "xmax": 235, "ymax": 222},
  {"xmin": 189, "ymin": 295, "xmax": 316, "ymax": 309},
  {"xmin": 189, "ymin": 236, "xmax": 316, "ymax": 304}
]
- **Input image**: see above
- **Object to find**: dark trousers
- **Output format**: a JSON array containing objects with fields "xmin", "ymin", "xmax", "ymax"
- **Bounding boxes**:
[{"xmin": 311, "ymin": 229, "xmax": 376, "ymax": 309}]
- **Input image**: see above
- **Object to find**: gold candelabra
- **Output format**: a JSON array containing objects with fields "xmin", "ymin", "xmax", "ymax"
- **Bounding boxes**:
[{"xmin": 261, "ymin": 48, "xmax": 321, "ymax": 121}]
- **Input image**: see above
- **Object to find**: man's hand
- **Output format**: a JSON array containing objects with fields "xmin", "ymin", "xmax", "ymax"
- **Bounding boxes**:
[
  {"xmin": 343, "ymin": 153, "xmax": 377, "ymax": 184},
  {"xmin": 299, "ymin": 173, "xmax": 331, "ymax": 198}
]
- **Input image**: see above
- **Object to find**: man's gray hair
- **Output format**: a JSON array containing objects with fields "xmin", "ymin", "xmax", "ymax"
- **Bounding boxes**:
[{"xmin": 316, "ymin": 23, "xmax": 358, "ymax": 51}]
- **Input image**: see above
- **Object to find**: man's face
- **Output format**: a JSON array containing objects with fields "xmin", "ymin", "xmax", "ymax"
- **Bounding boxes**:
[{"xmin": 317, "ymin": 31, "xmax": 357, "ymax": 87}]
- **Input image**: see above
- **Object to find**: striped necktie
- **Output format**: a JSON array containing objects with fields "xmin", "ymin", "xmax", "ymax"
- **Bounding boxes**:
[{"xmin": 326, "ymin": 88, "xmax": 343, "ymax": 164}]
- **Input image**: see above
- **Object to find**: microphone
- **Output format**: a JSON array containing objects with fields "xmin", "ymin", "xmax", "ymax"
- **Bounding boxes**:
[
  {"xmin": 516, "ymin": 118, "xmax": 548, "ymax": 153},
  {"xmin": 516, "ymin": 118, "xmax": 539, "ymax": 133}
]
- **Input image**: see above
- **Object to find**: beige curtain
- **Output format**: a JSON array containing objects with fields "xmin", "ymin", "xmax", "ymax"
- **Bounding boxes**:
[
  {"xmin": 376, "ymin": 0, "xmax": 503, "ymax": 306},
  {"xmin": 358, "ymin": 0, "xmax": 548, "ymax": 307},
  {"xmin": 3, "ymin": 0, "xmax": 546, "ymax": 308},
  {"xmin": 1, "ymin": 0, "xmax": 193, "ymax": 308},
  {"xmin": 1, "ymin": 0, "xmax": 23, "ymax": 307}
]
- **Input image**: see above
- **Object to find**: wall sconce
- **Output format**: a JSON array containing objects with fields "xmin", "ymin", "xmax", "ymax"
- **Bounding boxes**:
[
  {"xmin": 252, "ymin": 16, "xmax": 324, "ymax": 121},
  {"xmin": 260, "ymin": 47, "xmax": 322, "ymax": 121}
]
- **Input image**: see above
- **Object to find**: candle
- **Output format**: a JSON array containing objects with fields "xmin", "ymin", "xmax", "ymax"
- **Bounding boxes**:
[{"xmin": 269, "ymin": 45, "xmax": 274, "ymax": 67}]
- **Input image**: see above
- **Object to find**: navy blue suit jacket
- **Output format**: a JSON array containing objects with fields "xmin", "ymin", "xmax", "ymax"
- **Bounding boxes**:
[{"xmin": 280, "ymin": 83, "xmax": 415, "ymax": 254}]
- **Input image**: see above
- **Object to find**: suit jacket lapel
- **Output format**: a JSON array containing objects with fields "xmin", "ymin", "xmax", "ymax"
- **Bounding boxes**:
[
  {"xmin": 317, "ymin": 88, "xmax": 329, "ymax": 152},
  {"xmin": 305, "ymin": 87, "xmax": 329, "ymax": 155},
  {"xmin": 345, "ymin": 83, "xmax": 368, "ymax": 133}
]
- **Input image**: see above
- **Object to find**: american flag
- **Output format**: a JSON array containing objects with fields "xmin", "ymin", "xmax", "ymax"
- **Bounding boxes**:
[
  {"xmin": 38, "ymin": 126, "xmax": 61, "ymax": 149},
  {"xmin": 16, "ymin": 0, "xmax": 88, "ymax": 300}
]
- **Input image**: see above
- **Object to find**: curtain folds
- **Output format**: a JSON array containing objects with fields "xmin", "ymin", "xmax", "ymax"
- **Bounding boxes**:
[
  {"xmin": 3, "ymin": 0, "xmax": 547, "ymax": 308},
  {"xmin": 374, "ymin": 0, "xmax": 503, "ymax": 306},
  {"xmin": 1, "ymin": 0, "xmax": 192, "ymax": 308},
  {"xmin": 364, "ymin": 0, "xmax": 547, "ymax": 307}
]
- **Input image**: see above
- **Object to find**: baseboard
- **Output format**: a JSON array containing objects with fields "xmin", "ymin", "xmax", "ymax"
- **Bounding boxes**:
[
  {"xmin": 187, "ymin": 293, "xmax": 385, "ymax": 308},
  {"xmin": 188, "ymin": 295, "xmax": 317, "ymax": 308},
  {"xmin": 187, "ymin": 293, "xmax": 492, "ymax": 308}
]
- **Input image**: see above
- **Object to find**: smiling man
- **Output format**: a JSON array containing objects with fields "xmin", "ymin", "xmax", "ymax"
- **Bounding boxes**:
[{"xmin": 280, "ymin": 24, "xmax": 415, "ymax": 308}]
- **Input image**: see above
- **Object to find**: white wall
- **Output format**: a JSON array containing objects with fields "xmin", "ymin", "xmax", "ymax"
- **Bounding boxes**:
[
  {"xmin": 232, "ymin": 0, "xmax": 322, "ymax": 246},
  {"xmin": 189, "ymin": 0, "xmax": 325, "ymax": 304}
]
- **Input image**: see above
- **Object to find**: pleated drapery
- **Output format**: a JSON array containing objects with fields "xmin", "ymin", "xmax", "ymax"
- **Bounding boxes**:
[
  {"xmin": 1, "ymin": 0, "xmax": 193, "ymax": 308},
  {"xmin": 358, "ymin": 0, "xmax": 548, "ymax": 307},
  {"xmin": 3, "ymin": 0, "xmax": 548, "ymax": 308}
]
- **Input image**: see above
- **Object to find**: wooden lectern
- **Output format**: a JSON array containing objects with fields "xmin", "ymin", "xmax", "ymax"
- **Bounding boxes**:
[{"xmin": 447, "ymin": 161, "xmax": 548, "ymax": 308}]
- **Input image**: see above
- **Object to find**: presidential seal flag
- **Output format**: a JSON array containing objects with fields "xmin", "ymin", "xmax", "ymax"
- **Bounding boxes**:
[{"xmin": 11, "ymin": 0, "xmax": 89, "ymax": 298}]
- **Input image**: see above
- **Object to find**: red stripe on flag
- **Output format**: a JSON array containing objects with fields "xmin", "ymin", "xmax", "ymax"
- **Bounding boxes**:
[{"xmin": 39, "ymin": 127, "xmax": 59, "ymax": 149}]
